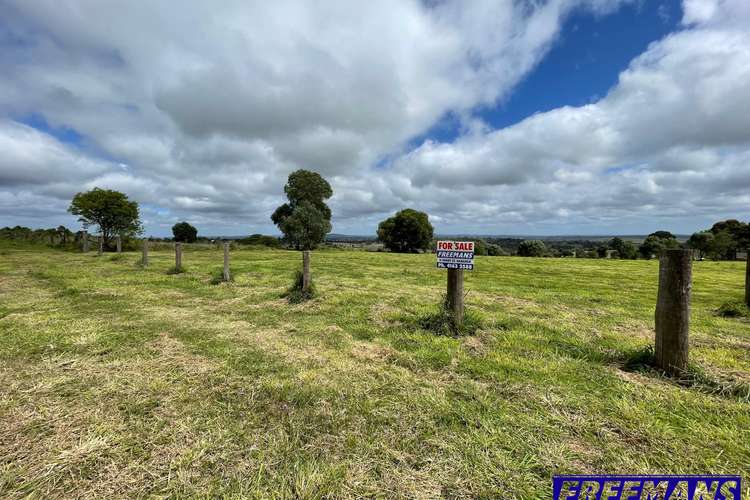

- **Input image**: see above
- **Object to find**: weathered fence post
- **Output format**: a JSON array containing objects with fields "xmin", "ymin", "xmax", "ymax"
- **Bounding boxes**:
[
  {"xmin": 223, "ymin": 241, "xmax": 231, "ymax": 281},
  {"xmin": 142, "ymin": 239, "xmax": 149, "ymax": 267},
  {"xmin": 302, "ymin": 250, "xmax": 311, "ymax": 291},
  {"xmin": 82, "ymin": 230, "xmax": 89, "ymax": 252},
  {"xmin": 175, "ymin": 242, "xmax": 182, "ymax": 270},
  {"xmin": 745, "ymin": 251, "xmax": 750, "ymax": 307},
  {"xmin": 98, "ymin": 235, "xmax": 103, "ymax": 256},
  {"xmin": 116, "ymin": 235, "xmax": 122, "ymax": 253},
  {"xmin": 446, "ymin": 268, "xmax": 464, "ymax": 327},
  {"xmin": 655, "ymin": 249, "xmax": 692, "ymax": 375}
]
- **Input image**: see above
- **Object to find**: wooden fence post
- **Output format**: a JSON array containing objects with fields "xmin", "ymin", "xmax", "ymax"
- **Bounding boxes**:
[
  {"xmin": 82, "ymin": 230, "xmax": 89, "ymax": 252},
  {"xmin": 142, "ymin": 239, "xmax": 149, "ymax": 267},
  {"xmin": 98, "ymin": 235, "xmax": 103, "ymax": 256},
  {"xmin": 745, "ymin": 251, "xmax": 750, "ymax": 307},
  {"xmin": 175, "ymin": 242, "xmax": 182, "ymax": 270},
  {"xmin": 223, "ymin": 241, "xmax": 231, "ymax": 281},
  {"xmin": 655, "ymin": 249, "xmax": 692, "ymax": 375},
  {"xmin": 446, "ymin": 268, "xmax": 464, "ymax": 327},
  {"xmin": 116, "ymin": 235, "xmax": 122, "ymax": 253},
  {"xmin": 302, "ymin": 250, "xmax": 311, "ymax": 291}
]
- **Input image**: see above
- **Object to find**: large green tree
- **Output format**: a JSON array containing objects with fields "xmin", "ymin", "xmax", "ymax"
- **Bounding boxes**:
[
  {"xmin": 271, "ymin": 170, "xmax": 332, "ymax": 250},
  {"xmin": 377, "ymin": 209, "xmax": 433, "ymax": 253},
  {"xmin": 68, "ymin": 188, "xmax": 141, "ymax": 250},
  {"xmin": 172, "ymin": 222, "xmax": 198, "ymax": 243}
]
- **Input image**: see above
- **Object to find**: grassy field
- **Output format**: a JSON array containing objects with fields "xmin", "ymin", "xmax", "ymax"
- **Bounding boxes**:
[{"xmin": 0, "ymin": 244, "xmax": 748, "ymax": 498}]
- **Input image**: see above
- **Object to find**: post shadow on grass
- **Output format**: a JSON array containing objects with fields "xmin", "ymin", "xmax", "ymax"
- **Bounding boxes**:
[
  {"xmin": 546, "ymin": 336, "xmax": 750, "ymax": 401},
  {"xmin": 282, "ymin": 250, "xmax": 315, "ymax": 303},
  {"xmin": 622, "ymin": 345, "xmax": 750, "ymax": 401}
]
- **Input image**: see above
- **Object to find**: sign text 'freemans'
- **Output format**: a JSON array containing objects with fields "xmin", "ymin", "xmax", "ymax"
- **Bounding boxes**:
[
  {"xmin": 437, "ymin": 240, "xmax": 474, "ymax": 270},
  {"xmin": 553, "ymin": 475, "xmax": 742, "ymax": 500}
]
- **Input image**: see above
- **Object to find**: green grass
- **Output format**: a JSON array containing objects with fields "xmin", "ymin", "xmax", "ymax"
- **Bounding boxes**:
[{"xmin": 0, "ymin": 244, "xmax": 748, "ymax": 498}]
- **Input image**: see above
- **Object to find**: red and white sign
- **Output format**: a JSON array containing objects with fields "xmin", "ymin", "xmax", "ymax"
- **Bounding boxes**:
[{"xmin": 436, "ymin": 240, "xmax": 474, "ymax": 270}]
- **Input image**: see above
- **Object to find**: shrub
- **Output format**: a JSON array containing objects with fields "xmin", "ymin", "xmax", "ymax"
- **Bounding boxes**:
[
  {"xmin": 418, "ymin": 295, "xmax": 483, "ymax": 337},
  {"xmin": 517, "ymin": 240, "xmax": 546, "ymax": 257},
  {"xmin": 237, "ymin": 234, "xmax": 280, "ymax": 247},
  {"xmin": 282, "ymin": 270, "xmax": 316, "ymax": 304},
  {"xmin": 716, "ymin": 301, "xmax": 749, "ymax": 318},
  {"xmin": 209, "ymin": 267, "xmax": 233, "ymax": 285}
]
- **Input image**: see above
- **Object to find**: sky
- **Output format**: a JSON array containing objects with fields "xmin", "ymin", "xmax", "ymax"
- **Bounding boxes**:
[{"xmin": 0, "ymin": 0, "xmax": 749, "ymax": 237}]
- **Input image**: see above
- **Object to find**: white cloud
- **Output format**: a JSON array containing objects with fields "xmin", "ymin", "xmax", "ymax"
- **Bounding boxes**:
[
  {"xmin": 376, "ymin": 0, "xmax": 750, "ymax": 233},
  {"xmin": 0, "ymin": 0, "xmax": 748, "ymax": 236}
]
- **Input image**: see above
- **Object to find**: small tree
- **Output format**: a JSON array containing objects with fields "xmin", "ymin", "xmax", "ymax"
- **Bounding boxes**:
[
  {"xmin": 377, "ymin": 208, "xmax": 434, "ymax": 253},
  {"xmin": 172, "ymin": 222, "xmax": 198, "ymax": 243},
  {"xmin": 517, "ymin": 240, "xmax": 546, "ymax": 257},
  {"xmin": 271, "ymin": 170, "xmax": 332, "ymax": 250},
  {"xmin": 68, "ymin": 188, "xmax": 141, "ymax": 250}
]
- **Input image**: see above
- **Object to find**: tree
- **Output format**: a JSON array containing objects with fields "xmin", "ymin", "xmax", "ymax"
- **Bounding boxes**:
[
  {"xmin": 709, "ymin": 230, "xmax": 735, "ymax": 260},
  {"xmin": 687, "ymin": 231, "xmax": 714, "ymax": 259},
  {"xmin": 517, "ymin": 240, "xmax": 547, "ymax": 257},
  {"xmin": 277, "ymin": 200, "xmax": 332, "ymax": 250},
  {"xmin": 376, "ymin": 208, "xmax": 434, "ymax": 253},
  {"xmin": 271, "ymin": 170, "xmax": 333, "ymax": 250},
  {"xmin": 172, "ymin": 222, "xmax": 198, "ymax": 243},
  {"xmin": 709, "ymin": 219, "xmax": 748, "ymax": 259},
  {"xmin": 638, "ymin": 231, "xmax": 679, "ymax": 259},
  {"xmin": 609, "ymin": 237, "xmax": 637, "ymax": 259},
  {"xmin": 650, "ymin": 230, "xmax": 675, "ymax": 240},
  {"xmin": 68, "ymin": 188, "xmax": 141, "ymax": 250}
]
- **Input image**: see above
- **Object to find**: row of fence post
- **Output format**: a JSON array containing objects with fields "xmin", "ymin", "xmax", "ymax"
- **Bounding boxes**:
[
  {"xmin": 79, "ymin": 238, "xmax": 748, "ymax": 375},
  {"xmin": 81, "ymin": 230, "xmax": 123, "ymax": 255}
]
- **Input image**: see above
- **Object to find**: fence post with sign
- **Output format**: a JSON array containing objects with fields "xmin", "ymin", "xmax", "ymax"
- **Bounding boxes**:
[{"xmin": 437, "ymin": 240, "xmax": 474, "ymax": 328}]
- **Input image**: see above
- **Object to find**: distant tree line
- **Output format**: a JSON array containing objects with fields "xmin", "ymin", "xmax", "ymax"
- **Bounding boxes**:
[
  {"xmin": 4, "ymin": 178, "xmax": 748, "ymax": 262},
  {"xmin": 0, "ymin": 225, "xmax": 78, "ymax": 249}
]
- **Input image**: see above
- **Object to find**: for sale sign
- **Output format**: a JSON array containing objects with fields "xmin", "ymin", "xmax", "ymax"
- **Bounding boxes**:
[{"xmin": 436, "ymin": 240, "xmax": 474, "ymax": 270}]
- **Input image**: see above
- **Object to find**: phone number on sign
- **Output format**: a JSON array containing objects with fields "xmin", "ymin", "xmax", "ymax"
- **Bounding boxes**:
[{"xmin": 437, "ymin": 262, "xmax": 474, "ymax": 270}]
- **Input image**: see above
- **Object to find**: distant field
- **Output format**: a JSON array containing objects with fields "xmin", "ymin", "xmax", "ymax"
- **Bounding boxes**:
[{"xmin": 0, "ymin": 245, "xmax": 748, "ymax": 498}]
